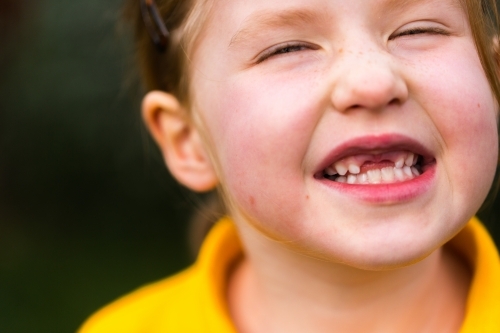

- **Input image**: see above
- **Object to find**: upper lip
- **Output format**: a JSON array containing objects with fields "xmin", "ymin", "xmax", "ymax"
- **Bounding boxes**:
[{"xmin": 315, "ymin": 134, "xmax": 435, "ymax": 174}]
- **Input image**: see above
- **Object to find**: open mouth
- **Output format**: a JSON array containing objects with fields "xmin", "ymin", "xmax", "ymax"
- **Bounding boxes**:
[{"xmin": 321, "ymin": 150, "xmax": 434, "ymax": 185}]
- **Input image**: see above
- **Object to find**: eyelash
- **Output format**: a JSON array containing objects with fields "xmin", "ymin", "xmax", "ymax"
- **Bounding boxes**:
[
  {"xmin": 257, "ymin": 42, "xmax": 316, "ymax": 63},
  {"xmin": 257, "ymin": 27, "xmax": 448, "ymax": 63},
  {"xmin": 389, "ymin": 27, "xmax": 449, "ymax": 40}
]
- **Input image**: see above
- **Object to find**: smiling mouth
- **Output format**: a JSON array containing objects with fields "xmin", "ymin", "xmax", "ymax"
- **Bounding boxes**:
[{"xmin": 322, "ymin": 150, "xmax": 432, "ymax": 185}]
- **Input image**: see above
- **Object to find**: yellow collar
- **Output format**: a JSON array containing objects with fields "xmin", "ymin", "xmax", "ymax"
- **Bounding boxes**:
[{"xmin": 197, "ymin": 217, "xmax": 500, "ymax": 332}]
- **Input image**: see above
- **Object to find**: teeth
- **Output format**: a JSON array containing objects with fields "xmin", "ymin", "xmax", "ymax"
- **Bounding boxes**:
[
  {"xmin": 347, "ymin": 174, "xmax": 357, "ymax": 184},
  {"xmin": 358, "ymin": 173, "xmax": 368, "ymax": 184},
  {"xmin": 403, "ymin": 166, "xmax": 413, "ymax": 177},
  {"xmin": 325, "ymin": 151, "xmax": 424, "ymax": 185},
  {"xmin": 395, "ymin": 156, "xmax": 405, "ymax": 169},
  {"xmin": 331, "ymin": 166, "xmax": 422, "ymax": 185},
  {"xmin": 405, "ymin": 153, "xmax": 414, "ymax": 167},
  {"xmin": 337, "ymin": 176, "xmax": 347, "ymax": 183},
  {"xmin": 381, "ymin": 167, "xmax": 394, "ymax": 182},
  {"xmin": 394, "ymin": 167, "xmax": 405, "ymax": 181},
  {"xmin": 335, "ymin": 162, "xmax": 348, "ymax": 176},
  {"xmin": 325, "ymin": 167, "xmax": 337, "ymax": 176},
  {"xmin": 348, "ymin": 164, "xmax": 361, "ymax": 175},
  {"xmin": 367, "ymin": 169, "xmax": 382, "ymax": 184}
]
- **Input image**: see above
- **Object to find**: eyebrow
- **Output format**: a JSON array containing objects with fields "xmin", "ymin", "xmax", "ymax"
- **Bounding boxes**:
[
  {"xmin": 382, "ymin": 0, "xmax": 461, "ymax": 15},
  {"xmin": 228, "ymin": 8, "xmax": 324, "ymax": 49},
  {"xmin": 228, "ymin": 0, "xmax": 460, "ymax": 49},
  {"xmin": 383, "ymin": 0, "xmax": 422, "ymax": 13}
]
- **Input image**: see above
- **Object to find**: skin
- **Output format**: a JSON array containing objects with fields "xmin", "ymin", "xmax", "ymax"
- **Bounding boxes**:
[{"xmin": 143, "ymin": 0, "xmax": 499, "ymax": 331}]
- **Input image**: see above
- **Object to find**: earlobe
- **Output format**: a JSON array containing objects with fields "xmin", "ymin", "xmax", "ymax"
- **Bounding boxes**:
[{"xmin": 142, "ymin": 91, "xmax": 218, "ymax": 192}]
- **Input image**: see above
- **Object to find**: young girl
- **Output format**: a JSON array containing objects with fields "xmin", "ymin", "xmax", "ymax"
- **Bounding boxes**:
[{"xmin": 79, "ymin": 0, "xmax": 500, "ymax": 332}]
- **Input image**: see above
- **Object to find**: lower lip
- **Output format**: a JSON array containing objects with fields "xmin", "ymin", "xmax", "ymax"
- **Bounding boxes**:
[{"xmin": 316, "ymin": 164, "xmax": 436, "ymax": 204}]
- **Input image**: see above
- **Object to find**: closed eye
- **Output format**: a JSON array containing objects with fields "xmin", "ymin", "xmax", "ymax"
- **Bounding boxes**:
[
  {"xmin": 257, "ymin": 42, "xmax": 318, "ymax": 63},
  {"xmin": 389, "ymin": 27, "xmax": 449, "ymax": 40}
]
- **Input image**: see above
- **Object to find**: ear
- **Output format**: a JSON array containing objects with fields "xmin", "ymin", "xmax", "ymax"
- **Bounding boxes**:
[{"xmin": 142, "ymin": 91, "xmax": 218, "ymax": 192}]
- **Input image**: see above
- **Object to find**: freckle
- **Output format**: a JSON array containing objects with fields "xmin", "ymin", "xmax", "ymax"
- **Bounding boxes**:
[
  {"xmin": 338, "ymin": 48, "xmax": 343, "ymax": 53},
  {"xmin": 306, "ymin": 195, "xmax": 310, "ymax": 200}
]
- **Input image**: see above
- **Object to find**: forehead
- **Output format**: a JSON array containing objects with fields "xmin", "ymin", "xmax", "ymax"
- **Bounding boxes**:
[
  {"xmin": 200, "ymin": 0, "xmax": 464, "ymax": 44},
  {"xmin": 190, "ymin": 0, "xmax": 465, "ymax": 67},
  {"xmin": 206, "ymin": 0, "xmax": 463, "ymax": 21}
]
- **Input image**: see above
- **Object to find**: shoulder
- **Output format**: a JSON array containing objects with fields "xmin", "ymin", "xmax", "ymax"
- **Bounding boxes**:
[
  {"xmin": 451, "ymin": 218, "xmax": 500, "ymax": 332},
  {"xmin": 78, "ymin": 266, "xmax": 202, "ymax": 333}
]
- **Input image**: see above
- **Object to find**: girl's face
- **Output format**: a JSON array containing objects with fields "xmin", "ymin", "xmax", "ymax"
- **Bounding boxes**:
[{"xmin": 190, "ymin": 0, "xmax": 498, "ymax": 268}]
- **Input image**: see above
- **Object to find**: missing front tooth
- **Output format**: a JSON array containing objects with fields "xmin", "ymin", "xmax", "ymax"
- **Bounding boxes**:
[{"xmin": 323, "ymin": 153, "xmax": 425, "ymax": 184}]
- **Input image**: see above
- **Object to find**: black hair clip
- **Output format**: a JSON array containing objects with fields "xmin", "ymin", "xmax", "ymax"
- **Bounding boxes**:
[{"xmin": 140, "ymin": 0, "xmax": 170, "ymax": 52}]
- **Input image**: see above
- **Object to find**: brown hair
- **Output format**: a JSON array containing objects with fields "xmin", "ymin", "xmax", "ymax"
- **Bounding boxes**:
[
  {"xmin": 123, "ymin": 0, "xmax": 224, "ymax": 249},
  {"xmin": 123, "ymin": 0, "xmax": 213, "ymax": 107},
  {"xmin": 461, "ymin": 0, "xmax": 500, "ymax": 208},
  {"xmin": 463, "ymin": 0, "xmax": 500, "ymax": 104}
]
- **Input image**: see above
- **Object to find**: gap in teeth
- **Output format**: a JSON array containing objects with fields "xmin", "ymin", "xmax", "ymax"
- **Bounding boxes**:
[
  {"xmin": 324, "ymin": 151, "xmax": 422, "ymax": 184},
  {"xmin": 330, "ymin": 166, "xmax": 420, "ymax": 184}
]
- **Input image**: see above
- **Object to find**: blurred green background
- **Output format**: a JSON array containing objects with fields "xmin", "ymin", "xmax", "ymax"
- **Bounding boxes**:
[
  {"xmin": 0, "ymin": 0, "xmax": 199, "ymax": 332},
  {"xmin": 1, "ymin": 1, "xmax": 500, "ymax": 333}
]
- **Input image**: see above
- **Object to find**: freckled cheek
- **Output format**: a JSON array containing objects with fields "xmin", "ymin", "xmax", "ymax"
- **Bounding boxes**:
[
  {"xmin": 203, "ymin": 79, "xmax": 320, "ymax": 215},
  {"xmin": 423, "ymin": 68, "xmax": 498, "ymax": 189}
]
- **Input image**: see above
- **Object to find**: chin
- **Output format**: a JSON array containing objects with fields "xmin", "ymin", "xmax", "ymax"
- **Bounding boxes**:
[{"xmin": 287, "ymin": 212, "xmax": 463, "ymax": 271}]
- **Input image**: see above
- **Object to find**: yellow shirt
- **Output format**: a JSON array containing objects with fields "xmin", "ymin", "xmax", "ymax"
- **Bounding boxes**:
[{"xmin": 78, "ymin": 217, "xmax": 500, "ymax": 333}]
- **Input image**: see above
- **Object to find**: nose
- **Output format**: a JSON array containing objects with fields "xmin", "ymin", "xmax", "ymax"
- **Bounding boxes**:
[{"xmin": 331, "ymin": 51, "xmax": 408, "ymax": 113}]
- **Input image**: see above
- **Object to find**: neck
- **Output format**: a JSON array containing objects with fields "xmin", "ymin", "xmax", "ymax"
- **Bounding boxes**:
[{"xmin": 227, "ymin": 222, "xmax": 471, "ymax": 333}]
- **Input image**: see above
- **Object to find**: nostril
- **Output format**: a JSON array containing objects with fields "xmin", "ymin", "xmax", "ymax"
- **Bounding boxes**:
[{"xmin": 388, "ymin": 98, "xmax": 401, "ymax": 106}]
